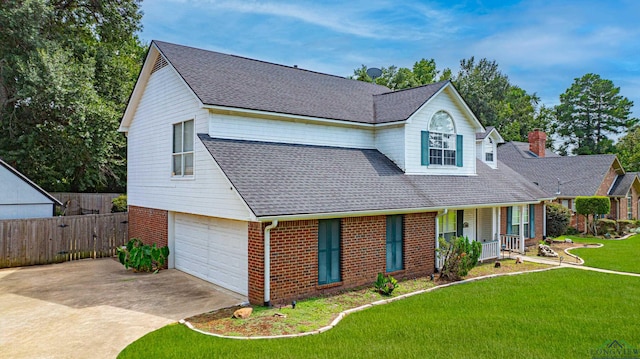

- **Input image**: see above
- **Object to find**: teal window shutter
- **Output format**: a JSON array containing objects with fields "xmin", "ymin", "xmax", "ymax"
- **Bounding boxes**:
[
  {"xmin": 421, "ymin": 131, "xmax": 430, "ymax": 166},
  {"xmin": 456, "ymin": 210, "xmax": 464, "ymax": 237},
  {"xmin": 456, "ymin": 134, "xmax": 463, "ymax": 167},
  {"xmin": 386, "ymin": 215, "xmax": 403, "ymax": 272},
  {"xmin": 318, "ymin": 219, "xmax": 341, "ymax": 285},
  {"xmin": 529, "ymin": 204, "xmax": 535, "ymax": 238},
  {"xmin": 506, "ymin": 207, "xmax": 513, "ymax": 235}
]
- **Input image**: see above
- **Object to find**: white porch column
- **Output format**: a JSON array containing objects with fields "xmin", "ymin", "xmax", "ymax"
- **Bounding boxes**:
[
  {"xmin": 496, "ymin": 207, "xmax": 501, "ymax": 242},
  {"xmin": 492, "ymin": 207, "xmax": 497, "ymax": 241},
  {"xmin": 435, "ymin": 212, "xmax": 440, "ymax": 270},
  {"xmin": 519, "ymin": 205, "xmax": 525, "ymax": 253}
]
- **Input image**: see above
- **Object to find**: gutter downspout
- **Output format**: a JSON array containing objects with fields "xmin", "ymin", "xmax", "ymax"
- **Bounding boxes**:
[
  {"xmin": 263, "ymin": 220, "xmax": 278, "ymax": 307},
  {"xmin": 435, "ymin": 209, "xmax": 448, "ymax": 272}
]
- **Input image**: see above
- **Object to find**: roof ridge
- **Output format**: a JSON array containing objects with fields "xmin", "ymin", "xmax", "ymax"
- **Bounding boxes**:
[
  {"xmin": 152, "ymin": 40, "xmax": 389, "ymax": 91},
  {"xmin": 372, "ymin": 80, "xmax": 449, "ymax": 97}
]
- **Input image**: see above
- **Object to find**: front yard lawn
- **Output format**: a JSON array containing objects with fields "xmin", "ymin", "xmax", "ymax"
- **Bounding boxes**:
[
  {"xmin": 559, "ymin": 234, "xmax": 640, "ymax": 274},
  {"xmin": 119, "ymin": 269, "xmax": 640, "ymax": 358}
]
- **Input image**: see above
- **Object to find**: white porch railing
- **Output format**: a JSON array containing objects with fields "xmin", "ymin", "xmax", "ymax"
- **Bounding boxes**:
[
  {"xmin": 479, "ymin": 240, "xmax": 500, "ymax": 262},
  {"xmin": 500, "ymin": 234, "xmax": 523, "ymax": 253}
]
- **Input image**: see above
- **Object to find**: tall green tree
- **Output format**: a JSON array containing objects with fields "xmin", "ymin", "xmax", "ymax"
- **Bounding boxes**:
[
  {"xmin": 353, "ymin": 56, "xmax": 549, "ymax": 143},
  {"xmin": 555, "ymin": 73, "xmax": 637, "ymax": 155},
  {"xmin": 616, "ymin": 126, "xmax": 640, "ymax": 172},
  {"xmin": 0, "ymin": 0, "xmax": 145, "ymax": 192},
  {"xmin": 352, "ymin": 58, "xmax": 450, "ymax": 91},
  {"xmin": 453, "ymin": 57, "xmax": 549, "ymax": 142}
]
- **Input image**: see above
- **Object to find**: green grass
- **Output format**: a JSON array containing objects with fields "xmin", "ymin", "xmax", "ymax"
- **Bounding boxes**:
[
  {"xmin": 119, "ymin": 269, "xmax": 640, "ymax": 358},
  {"xmin": 559, "ymin": 234, "xmax": 640, "ymax": 273}
]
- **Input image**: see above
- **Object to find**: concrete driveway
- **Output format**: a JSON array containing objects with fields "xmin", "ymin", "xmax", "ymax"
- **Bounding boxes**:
[{"xmin": 0, "ymin": 258, "xmax": 245, "ymax": 359}]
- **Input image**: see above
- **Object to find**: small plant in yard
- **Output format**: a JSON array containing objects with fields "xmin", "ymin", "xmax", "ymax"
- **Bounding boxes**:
[
  {"xmin": 118, "ymin": 238, "xmax": 169, "ymax": 273},
  {"xmin": 438, "ymin": 236, "xmax": 482, "ymax": 281},
  {"xmin": 374, "ymin": 273, "xmax": 398, "ymax": 295},
  {"xmin": 111, "ymin": 194, "xmax": 127, "ymax": 213}
]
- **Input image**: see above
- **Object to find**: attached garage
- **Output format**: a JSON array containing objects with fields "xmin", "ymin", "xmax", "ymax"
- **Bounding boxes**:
[{"xmin": 173, "ymin": 213, "xmax": 249, "ymax": 296}]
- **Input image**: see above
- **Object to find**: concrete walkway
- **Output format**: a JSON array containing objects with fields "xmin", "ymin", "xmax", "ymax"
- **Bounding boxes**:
[{"xmin": 0, "ymin": 258, "xmax": 245, "ymax": 359}]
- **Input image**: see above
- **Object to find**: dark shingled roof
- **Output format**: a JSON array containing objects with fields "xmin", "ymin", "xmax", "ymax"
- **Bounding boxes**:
[
  {"xmin": 199, "ymin": 135, "xmax": 550, "ymax": 217},
  {"xmin": 476, "ymin": 126, "xmax": 496, "ymax": 140},
  {"xmin": 154, "ymin": 41, "xmax": 394, "ymax": 124},
  {"xmin": 610, "ymin": 172, "xmax": 640, "ymax": 197},
  {"xmin": 154, "ymin": 41, "xmax": 449, "ymax": 125},
  {"xmin": 373, "ymin": 82, "xmax": 447, "ymax": 123},
  {"xmin": 498, "ymin": 149, "xmax": 619, "ymax": 197},
  {"xmin": 498, "ymin": 141, "xmax": 561, "ymax": 159}
]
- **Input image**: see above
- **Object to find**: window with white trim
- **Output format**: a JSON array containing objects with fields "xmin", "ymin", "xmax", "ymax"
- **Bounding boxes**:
[
  {"xmin": 438, "ymin": 210, "xmax": 457, "ymax": 241},
  {"xmin": 172, "ymin": 120, "xmax": 194, "ymax": 177},
  {"xmin": 429, "ymin": 111, "xmax": 456, "ymax": 166},
  {"xmin": 485, "ymin": 138, "xmax": 494, "ymax": 162},
  {"xmin": 628, "ymin": 193, "xmax": 633, "ymax": 219}
]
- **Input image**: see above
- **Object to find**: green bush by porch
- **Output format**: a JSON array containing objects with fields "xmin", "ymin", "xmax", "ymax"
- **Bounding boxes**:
[{"xmin": 119, "ymin": 269, "xmax": 640, "ymax": 358}]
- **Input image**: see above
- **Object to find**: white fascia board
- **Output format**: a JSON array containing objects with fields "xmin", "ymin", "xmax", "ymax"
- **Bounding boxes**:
[
  {"xmin": 256, "ymin": 199, "xmax": 555, "ymax": 222},
  {"xmin": 405, "ymin": 82, "xmax": 485, "ymax": 132},
  {"xmin": 202, "ymin": 104, "xmax": 405, "ymax": 129},
  {"xmin": 119, "ymin": 43, "xmax": 205, "ymax": 133}
]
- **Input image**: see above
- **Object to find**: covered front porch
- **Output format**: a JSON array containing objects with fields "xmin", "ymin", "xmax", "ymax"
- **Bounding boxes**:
[{"xmin": 436, "ymin": 204, "xmax": 542, "ymax": 265}]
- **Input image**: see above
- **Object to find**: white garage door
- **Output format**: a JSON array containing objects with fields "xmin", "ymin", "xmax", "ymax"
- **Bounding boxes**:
[{"xmin": 174, "ymin": 213, "xmax": 248, "ymax": 296}]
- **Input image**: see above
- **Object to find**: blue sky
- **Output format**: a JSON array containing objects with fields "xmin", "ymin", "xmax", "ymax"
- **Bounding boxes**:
[{"xmin": 140, "ymin": 0, "xmax": 640, "ymax": 117}]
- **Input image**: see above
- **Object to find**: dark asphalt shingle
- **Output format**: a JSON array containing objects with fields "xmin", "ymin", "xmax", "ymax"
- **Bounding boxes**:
[
  {"xmin": 199, "ymin": 135, "xmax": 550, "ymax": 217},
  {"xmin": 610, "ymin": 173, "xmax": 640, "ymax": 196},
  {"xmin": 154, "ymin": 41, "xmax": 446, "ymax": 124},
  {"xmin": 498, "ymin": 143, "xmax": 619, "ymax": 197}
]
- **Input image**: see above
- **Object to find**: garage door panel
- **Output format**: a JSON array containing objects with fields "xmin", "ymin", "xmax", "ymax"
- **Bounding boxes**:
[{"xmin": 174, "ymin": 213, "xmax": 248, "ymax": 296}]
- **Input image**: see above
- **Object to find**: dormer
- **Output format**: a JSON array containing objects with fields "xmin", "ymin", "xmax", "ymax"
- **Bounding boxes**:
[
  {"xmin": 398, "ymin": 82, "xmax": 485, "ymax": 176},
  {"xmin": 476, "ymin": 126, "xmax": 504, "ymax": 169}
]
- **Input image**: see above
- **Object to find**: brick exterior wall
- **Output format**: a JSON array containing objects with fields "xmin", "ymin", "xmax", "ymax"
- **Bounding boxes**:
[
  {"xmin": 247, "ymin": 213, "xmax": 437, "ymax": 306},
  {"xmin": 128, "ymin": 205, "xmax": 168, "ymax": 247},
  {"xmin": 596, "ymin": 167, "xmax": 618, "ymax": 196},
  {"xmin": 248, "ymin": 221, "xmax": 265, "ymax": 305}
]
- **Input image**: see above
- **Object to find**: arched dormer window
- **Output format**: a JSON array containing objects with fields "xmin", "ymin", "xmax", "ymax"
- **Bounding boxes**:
[{"xmin": 421, "ymin": 111, "xmax": 463, "ymax": 167}]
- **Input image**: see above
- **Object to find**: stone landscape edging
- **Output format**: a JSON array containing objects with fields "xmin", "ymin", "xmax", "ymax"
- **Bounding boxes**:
[
  {"xmin": 180, "ymin": 265, "xmax": 562, "ymax": 340},
  {"xmin": 563, "ymin": 243, "xmax": 603, "ymax": 265}
]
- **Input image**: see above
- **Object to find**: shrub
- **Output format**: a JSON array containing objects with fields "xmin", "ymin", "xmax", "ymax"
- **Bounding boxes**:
[
  {"xmin": 118, "ymin": 238, "xmax": 169, "ymax": 273},
  {"xmin": 374, "ymin": 273, "xmax": 398, "ymax": 296},
  {"xmin": 617, "ymin": 219, "xmax": 635, "ymax": 233},
  {"xmin": 111, "ymin": 194, "xmax": 127, "ymax": 213},
  {"xmin": 564, "ymin": 226, "xmax": 579, "ymax": 235},
  {"xmin": 596, "ymin": 219, "xmax": 617, "ymax": 234},
  {"xmin": 575, "ymin": 196, "xmax": 611, "ymax": 235},
  {"xmin": 438, "ymin": 236, "xmax": 481, "ymax": 281},
  {"xmin": 546, "ymin": 203, "xmax": 571, "ymax": 237}
]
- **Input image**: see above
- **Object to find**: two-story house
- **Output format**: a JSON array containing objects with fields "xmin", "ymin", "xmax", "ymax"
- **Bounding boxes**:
[{"xmin": 119, "ymin": 41, "xmax": 552, "ymax": 306}]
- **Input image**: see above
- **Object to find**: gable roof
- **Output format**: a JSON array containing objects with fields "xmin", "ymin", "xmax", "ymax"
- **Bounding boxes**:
[
  {"xmin": 498, "ymin": 150, "xmax": 621, "ymax": 197},
  {"xmin": 498, "ymin": 141, "xmax": 561, "ymax": 159},
  {"xmin": 0, "ymin": 158, "xmax": 62, "ymax": 206},
  {"xmin": 609, "ymin": 172, "xmax": 640, "ymax": 197},
  {"xmin": 154, "ymin": 40, "xmax": 391, "ymax": 124},
  {"xmin": 199, "ymin": 135, "xmax": 551, "ymax": 218},
  {"xmin": 120, "ymin": 41, "xmax": 485, "ymax": 130},
  {"xmin": 373, "ymin": 81, "xmax": 448, "ymax": 123}
]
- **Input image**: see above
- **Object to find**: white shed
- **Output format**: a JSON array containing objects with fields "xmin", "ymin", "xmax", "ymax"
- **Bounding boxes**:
[{"xmin": 0, "ymin": 158, "xmax": 62, "ymax": 219}]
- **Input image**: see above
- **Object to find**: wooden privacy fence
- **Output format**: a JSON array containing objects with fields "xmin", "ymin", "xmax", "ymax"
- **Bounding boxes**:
[
  {"xmin": 51, "ymin": 192, "xmax": 123, "ymax": 215},
  {"xmin": 0, "ymin": 212, "xmax": 128, "ymax": 268}
]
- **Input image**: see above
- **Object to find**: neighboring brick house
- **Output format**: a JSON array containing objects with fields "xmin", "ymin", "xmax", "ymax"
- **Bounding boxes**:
[
  {"xmin": 499, "ymin": 130, "xmax": 640, "ymax": 233},
  {"xmin": 120, "ymin": 41, "xmax": 552, "ymax": 306}
]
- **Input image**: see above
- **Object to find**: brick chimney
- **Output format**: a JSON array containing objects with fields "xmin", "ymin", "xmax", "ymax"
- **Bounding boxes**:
[{"xmin": 528, "ymin": 129, "xmax": 547, "ymax": 158}]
